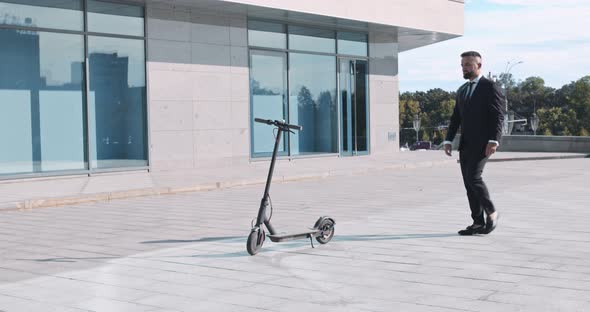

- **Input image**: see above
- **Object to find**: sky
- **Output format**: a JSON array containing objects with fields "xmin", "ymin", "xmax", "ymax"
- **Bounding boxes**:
[{"xmin": 398, "ymin": 0, "xmax": 590, "ymax": 92}]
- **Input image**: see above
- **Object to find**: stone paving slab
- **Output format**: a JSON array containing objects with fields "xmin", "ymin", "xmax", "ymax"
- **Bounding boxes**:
[{"xmin": 0, "ymin": 157, "xmax": 589, "ymax": 311}]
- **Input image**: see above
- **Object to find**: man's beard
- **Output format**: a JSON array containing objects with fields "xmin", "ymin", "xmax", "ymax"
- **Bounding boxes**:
[{"xmin": 463, "ymin": 71, "xmax": 475, "ymax": 79}]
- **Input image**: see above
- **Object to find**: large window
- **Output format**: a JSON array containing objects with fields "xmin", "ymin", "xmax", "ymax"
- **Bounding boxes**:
[
  {"xmin": 289, "ymin": 53, "xmax": 337, "ymax": 155},
  {"xmin": 87, "ymin": 0, "xmax": 144, "ymax": 36},
  {"xmin": 250, "ymin": 50, "xmax": 287, "ymax": 157},
  {"xmin": 0, "ymin": 0, "xmax": 83, "ymax": 31},
  {"xmin": 288, "ymin": 25, "xmax": 335, "ymax": 54},
  {"xmin": 88, "ymin": 36, "xmax": 147, "ymax": 168},
  {"xmin": 0, "ymin": 0, "xmax": 146, "ymax": 177},
  {"xmin": 247, "ymin": 20, "xmax": 285, "ymax": 49},
  {"xmin": 248, "ymin": 21, "xmax": 366, "ymax": 158}
]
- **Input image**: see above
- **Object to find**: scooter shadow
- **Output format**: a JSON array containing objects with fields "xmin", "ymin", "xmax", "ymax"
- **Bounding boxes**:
[
  {"xmin": 157, "ymin": 233, "xmax": 458, "ymax": 258},
  {"xmin": 141, "ymin": 236, "xmax": 243, "ymax": 244},
  {"xmin": 17, "ymin": 234, "xmax": 458, "ymax": 263}
]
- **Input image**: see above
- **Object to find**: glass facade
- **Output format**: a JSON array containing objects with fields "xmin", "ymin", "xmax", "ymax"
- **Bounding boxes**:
[
  {"xmin": 248, "ymin": 21, "xmax": 368, "ymax": 158},
  {"xmin": 0, "ymin": 0, "xmax": 146, "ymax": 177}
]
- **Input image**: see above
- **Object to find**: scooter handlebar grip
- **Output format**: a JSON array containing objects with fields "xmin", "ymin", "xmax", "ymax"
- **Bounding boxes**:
[
  {"xmin": 287, "ymin": 124, "xmax": 303, "ymax": 131},
  {"xmin": 254, "ymin": 118, "xmax": 273, "ymax": 125}
]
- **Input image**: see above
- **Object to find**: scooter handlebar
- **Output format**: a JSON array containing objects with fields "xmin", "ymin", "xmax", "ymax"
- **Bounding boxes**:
[
  {"xmin": 254, "ymin": 118, "xmax": 302, "ymax": 131},
  {"xmin": 254, "ymin": 118, "xmax": 273, "ymax": 125}
]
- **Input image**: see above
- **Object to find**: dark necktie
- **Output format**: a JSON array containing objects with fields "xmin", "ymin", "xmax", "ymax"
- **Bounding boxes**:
[{"xmin": 464, "ymin": 82, "xmax": 475, "ymax": 101}]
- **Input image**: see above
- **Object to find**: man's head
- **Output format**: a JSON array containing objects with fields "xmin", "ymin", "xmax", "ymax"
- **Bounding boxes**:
[{"xmin": 461, "ymin": 51, "xmax": 482, "ymax": 80}]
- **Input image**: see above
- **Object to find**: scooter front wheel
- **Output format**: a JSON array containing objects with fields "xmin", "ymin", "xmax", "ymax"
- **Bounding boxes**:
[
  {"xmin": 315, "ymin": 218, "xmax": 335, "ymax": 244},
  {"xmin": 247, "ymin": 228, "xmax": 265, "ymax": 255}
]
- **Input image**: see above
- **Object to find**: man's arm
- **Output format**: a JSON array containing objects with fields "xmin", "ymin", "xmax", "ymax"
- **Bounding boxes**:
[
  {"xmin": 485, "ymin": 82, "xmax": 506, "ymax": 156},
  {"xmin": 444, "ymin": 96, "xmax": 461, "ymax": 156},
  {"xmin": 488, "ymin": 82, "xmax": 506, "ymax": 143},
  {"xmin": 445, "ymin": 98, "xmax": 461, "ymax": 144}
]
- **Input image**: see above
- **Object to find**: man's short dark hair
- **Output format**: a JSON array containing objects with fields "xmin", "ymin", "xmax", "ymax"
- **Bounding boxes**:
[{"xmin": 461, "ymin": 51, "xmax": 482, "ymax": 58}]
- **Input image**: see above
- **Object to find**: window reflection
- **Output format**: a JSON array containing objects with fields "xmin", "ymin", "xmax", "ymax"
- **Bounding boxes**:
[
  {"xmin": 250, "ymin": 51, "xmax": 287, "ymax": 157},
  {"xmin": 0, "ymin": 29, "xmax": 85, "ymax": 175},
  {"xmin": 88, "ymin": 36, "xmax": 147, "ymax": 168},
  {"xmin": 88, "ymin": 0, "xmax": 144, "ymax": 36},
  {"xmin": 0, "ymin": 1, "xmax": 146, "ymax": 177},
  {"xmin": 247, "ymin": 20, "xmax": 286, "ymax": 49},
  {"xmin": 289, "ymin": 53, "xmax": 337, "ymax": 155},
  {"xmin": 288, "ymin": 25, "xmax": 335, "ymax": 53},
  {"xmin": 338, "ymin": 32, "xmax": 367, "ymax": 57},
  {"xmin": 0, "ymin": 0, "xmax": 83, "ymax": 31}
]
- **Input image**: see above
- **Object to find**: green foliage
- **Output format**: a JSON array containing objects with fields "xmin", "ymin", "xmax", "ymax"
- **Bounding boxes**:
[{"xmin": 399, "ymin": 75, "xmax": 590, "ymax": 145}]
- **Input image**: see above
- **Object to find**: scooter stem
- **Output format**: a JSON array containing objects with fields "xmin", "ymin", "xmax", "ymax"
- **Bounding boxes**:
[{"xmin": 255, "ymin": 126, "xmax": 283, "ymax": 235}]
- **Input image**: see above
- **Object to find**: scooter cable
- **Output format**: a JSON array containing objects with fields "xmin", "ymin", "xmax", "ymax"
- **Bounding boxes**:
[
  {"xmin": 268, "ymin": 194, "xmax": 273, "ymax": 222},
  {"xmin": 250, "ymin": 195, "xmax": 274, "ymax": 227}
]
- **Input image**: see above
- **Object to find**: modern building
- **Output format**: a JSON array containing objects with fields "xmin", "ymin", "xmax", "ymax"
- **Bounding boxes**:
[{"xmin": 0, "ymin": 0, "xmax": 463, "ymax": 180}]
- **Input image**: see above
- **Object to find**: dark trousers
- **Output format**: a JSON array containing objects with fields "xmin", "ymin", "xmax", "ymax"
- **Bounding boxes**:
[{"xmin": 459, "ymin": 151, "xmax": 496, "ymax": 225}]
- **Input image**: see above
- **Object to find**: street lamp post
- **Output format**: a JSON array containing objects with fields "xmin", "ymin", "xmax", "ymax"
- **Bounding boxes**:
[
  {"xmin": 502, "ymin": 60, "xmax": 523, "ymax": 134},
  {"xmin": 413, "ymin": 115, "xmax": 421, "ymax": 143},
  {"xmin": 530, "ymin": 113, "xmax": 539, "ymax": 135}
]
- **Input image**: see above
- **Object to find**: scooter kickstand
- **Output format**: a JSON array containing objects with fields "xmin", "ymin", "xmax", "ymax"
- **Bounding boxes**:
[{"xmin": 308, "ymin": 234, "xmax": 315, "ymax": 248}]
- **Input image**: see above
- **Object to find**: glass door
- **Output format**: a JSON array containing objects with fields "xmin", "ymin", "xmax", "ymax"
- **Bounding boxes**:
[{"xmin": 339, "ymin": 58, "xmax": 368, "ymax": 156}]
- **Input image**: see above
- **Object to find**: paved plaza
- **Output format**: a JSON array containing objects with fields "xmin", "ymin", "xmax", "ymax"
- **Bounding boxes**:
[{"xmin": 0, "ymin": 157, "xmax": 589, "ymax": 311}]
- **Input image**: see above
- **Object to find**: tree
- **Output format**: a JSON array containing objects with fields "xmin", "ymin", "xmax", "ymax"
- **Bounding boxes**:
[
  {"xmin": 399, "ymin": 98, "xmax": 421, "ymax": 144},
  {"xmin": 398, "ymin": 75, "xmax": 590, "ymax": 143},
  {"xmin": 508, "ymin": 77, "xmax": 555, "ymax": 116},
  {"xmin": 565, "ymin": 76, "xmax": 590, "ymax": 133},
  {"xmin": 536, "ymin": 107, "xmax": 578, "ymax": 136},
  {"xmin": 399, "ymin": 98, "xmax": 421, "ymax": 129},
  {"xmin": 497, "ymin": 72, "xmax": 516, "ymax": 90}
]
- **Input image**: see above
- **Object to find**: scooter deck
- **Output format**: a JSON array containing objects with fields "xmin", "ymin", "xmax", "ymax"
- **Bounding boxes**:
[{"xmin": 268, "ymin": 229, "xmax": 320, "ymax": 242}]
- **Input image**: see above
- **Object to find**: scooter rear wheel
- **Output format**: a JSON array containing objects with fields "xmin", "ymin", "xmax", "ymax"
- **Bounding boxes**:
[
  {"xmin": 315, "ymin": 218, "xmax": 335, "ymax": 244},
  {"xmin": 247, "ymin": 229, "xmax": 264, "ymax": 255}
]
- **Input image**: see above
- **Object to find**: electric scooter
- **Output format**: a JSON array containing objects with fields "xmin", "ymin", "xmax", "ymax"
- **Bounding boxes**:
[{"xmin": 246, "ymin": 118, "xmax": 335, "ymax": 256}]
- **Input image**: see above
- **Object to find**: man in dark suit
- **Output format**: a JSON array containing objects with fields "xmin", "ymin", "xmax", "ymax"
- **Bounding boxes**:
[{"xmin": 443, "ymin": 51, "xmax": 506, "ymax": 235}]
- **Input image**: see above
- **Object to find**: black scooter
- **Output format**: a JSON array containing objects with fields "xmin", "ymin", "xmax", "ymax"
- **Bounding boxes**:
[{"xmin": 246, "ymin": 118, "xmax": 335, "ymax": 256}]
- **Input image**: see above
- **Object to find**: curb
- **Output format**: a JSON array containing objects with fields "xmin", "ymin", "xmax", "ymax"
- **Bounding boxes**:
[
  {"xmin": 456, "ymin": 154, "xmax": 589, "ymax": 163},
  {"xmin": 0, "ymin": 159, "xmax": 457, "ymax": 211},
  {"xmin": 2, "ymin": 156, "xmax": 586, "ymax": 211}
]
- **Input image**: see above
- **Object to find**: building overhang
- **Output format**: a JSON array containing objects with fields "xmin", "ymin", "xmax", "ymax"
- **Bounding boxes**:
[{"xmin": 152, "ymin": 0, "xmax": 464, "ymax": 52}]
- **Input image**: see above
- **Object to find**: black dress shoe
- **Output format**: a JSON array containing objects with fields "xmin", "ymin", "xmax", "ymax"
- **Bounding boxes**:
[
  {"xmin": 484, "ymin": 213, "xmax": 499, "ymax": 234},
  {"xmin": 458, "ymin": 224, "xmax": 485, "ymax": 236}
]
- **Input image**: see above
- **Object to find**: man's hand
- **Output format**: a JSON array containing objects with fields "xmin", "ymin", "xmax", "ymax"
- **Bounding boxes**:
[
  {"xmin": 485, "ymin": 142, "xmax": 498, "ymax": 157},
  {"xmin": 444, "ymin": 144, "xmax": 452, "ymax": 157}
]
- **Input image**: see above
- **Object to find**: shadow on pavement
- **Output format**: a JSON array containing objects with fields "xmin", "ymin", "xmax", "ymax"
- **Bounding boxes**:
[
  {"xmin": 141, "ymin": 236, "xmax": 244, "ymax": 244},
  {"xmin": 333, "ymin": 233, "xmax": 457, "ymax": 241},
  {"xmin": 20, "ymin": 233, "xmax": 458, "ymax": 262}
]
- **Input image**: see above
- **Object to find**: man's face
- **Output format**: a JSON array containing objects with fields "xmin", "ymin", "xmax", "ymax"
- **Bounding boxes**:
[{"xmin": 461, "ymin": 56, "xmax": 481, "ymax": 80}]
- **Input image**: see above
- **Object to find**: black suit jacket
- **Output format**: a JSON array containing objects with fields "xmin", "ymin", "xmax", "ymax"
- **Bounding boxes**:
[{"xmin": 445, "ymin": 76, "xmax": 506, "ymax": 157}]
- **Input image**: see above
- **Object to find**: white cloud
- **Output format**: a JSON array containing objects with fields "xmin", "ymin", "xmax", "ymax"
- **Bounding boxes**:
[
  {"xmin": 487, "ymin": 0, "xmax": 588, "ymax": 6},
  {"xmin": 399, "ymin": 1, "xmax": 590, "ymax": 92},
  {"xmin": 468, "ymin": 6, "xmax": 590, "ymax": 44}
]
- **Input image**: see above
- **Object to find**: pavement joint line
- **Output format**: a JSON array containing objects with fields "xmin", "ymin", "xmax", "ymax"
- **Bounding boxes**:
[
  {"xmin": 488, "ymin": 154, "xmax": 589, "ymax": 162},
  {"xmin": 1, "ymin": 155, "xmax": 587, "ymax": 212},
  {"xmin": 465, "ymin": 154, "xmax": 588, "ymax": 163}
]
